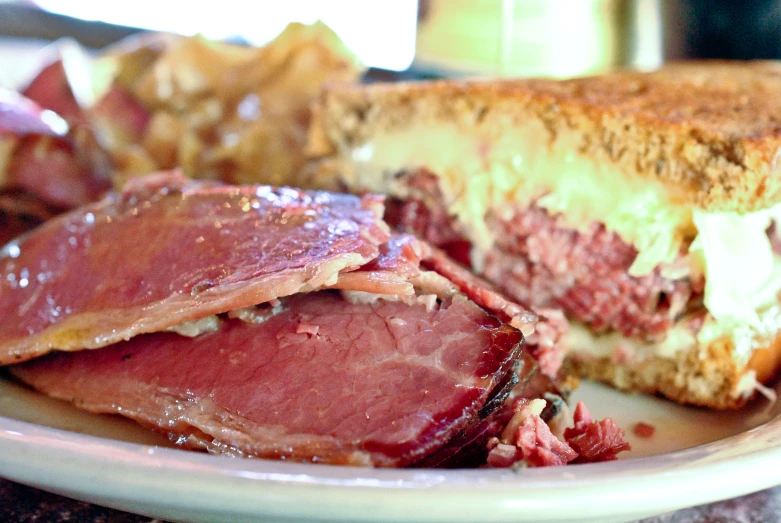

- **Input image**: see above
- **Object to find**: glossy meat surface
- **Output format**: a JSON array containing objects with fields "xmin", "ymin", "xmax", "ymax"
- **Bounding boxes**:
[
  {"xmin": 12, "ymin": 292, "xmax": 524, "ymax": 467},
  {"xmin": 0, "ymin": 173, "xmax": 388, "ymax": 363}
]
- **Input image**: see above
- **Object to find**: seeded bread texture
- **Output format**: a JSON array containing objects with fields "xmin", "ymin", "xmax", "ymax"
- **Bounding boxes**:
[{"xmin": 309, "ymin": 61, "xmax": 781, "ymax": 212}]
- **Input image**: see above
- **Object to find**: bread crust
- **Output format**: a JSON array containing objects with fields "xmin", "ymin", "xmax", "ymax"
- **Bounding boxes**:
[
  {"xmin": 565, "ymin": 333, "xmax": 781, "ymax": 410},
  {"xmin": 310, "ymin": 61, "xmax": 781, "ymax": 212}
]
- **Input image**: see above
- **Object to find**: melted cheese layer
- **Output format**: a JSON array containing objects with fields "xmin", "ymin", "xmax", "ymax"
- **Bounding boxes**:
[
  {"xmin": 565, "ymin": 320, "xmax": 697, "ymax": 361},
  {"xmin": 345, "ymin": 123, "xmax": 694, "ymax": 274},
  {"xmin": 565, "ymin": 321, "xmax": 777, "ymax": 400}
]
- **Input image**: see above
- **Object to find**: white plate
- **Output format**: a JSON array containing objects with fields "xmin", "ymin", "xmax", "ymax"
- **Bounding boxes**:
[{"xmin": 1, "ymin": 374, "xmax": 780, "ymax": 523}]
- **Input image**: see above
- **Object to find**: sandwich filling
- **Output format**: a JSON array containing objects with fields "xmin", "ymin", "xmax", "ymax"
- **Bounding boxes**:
[{"xmin": 327, "ymin": 122, "xmax": 781, "ymax": 391}]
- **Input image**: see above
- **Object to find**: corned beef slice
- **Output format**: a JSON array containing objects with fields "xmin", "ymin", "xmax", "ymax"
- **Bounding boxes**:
[
  {"xmin": 12, "ymin": 292, "xmax": 526, "ymax": 467},
  {"xmin": 0, "ymin": 172, "xmax": 389, "ymax": 364}
]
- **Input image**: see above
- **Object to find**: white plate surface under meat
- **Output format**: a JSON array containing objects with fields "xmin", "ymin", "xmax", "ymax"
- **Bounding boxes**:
[{"xmin": 0, "ymin": 375, "xmax": 779, "ymax": 523}]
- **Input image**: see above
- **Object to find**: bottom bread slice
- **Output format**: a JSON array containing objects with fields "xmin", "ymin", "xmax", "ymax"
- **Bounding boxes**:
[{"xmin": 565, "ymin": 328, "xmax": 781, "ymax": 409}]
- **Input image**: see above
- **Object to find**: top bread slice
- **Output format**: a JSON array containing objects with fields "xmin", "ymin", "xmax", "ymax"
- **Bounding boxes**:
[{"xmin": 309, "ymin": 60, "xmax": 781, "ymax": 213}]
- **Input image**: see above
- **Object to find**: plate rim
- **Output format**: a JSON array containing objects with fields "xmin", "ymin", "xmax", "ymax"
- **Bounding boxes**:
[{"xmin": 1, "ymin": 413, "xmax": 780, "ymax": 523}]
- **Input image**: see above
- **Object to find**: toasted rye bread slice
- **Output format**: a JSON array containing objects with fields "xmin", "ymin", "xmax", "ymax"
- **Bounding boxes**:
[
  {"xmin": 309, "ymin": 61, "xmax": 781, "ymax": 213},
  {"xmin": 566, "ymin": 332, "xmax": 781, "ymax": 410}
]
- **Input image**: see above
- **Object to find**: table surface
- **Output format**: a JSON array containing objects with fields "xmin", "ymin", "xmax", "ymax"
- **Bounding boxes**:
[{"xmin": 1, "ymin": 477, "xmax": 779, "ymax": 523}]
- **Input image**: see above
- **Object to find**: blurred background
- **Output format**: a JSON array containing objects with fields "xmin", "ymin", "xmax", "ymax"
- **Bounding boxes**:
[{"xmin": 1, "ymin": 0, "xmax": 780, "ymax": 86}]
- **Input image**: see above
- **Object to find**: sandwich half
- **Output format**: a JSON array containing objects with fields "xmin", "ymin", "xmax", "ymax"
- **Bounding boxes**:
[{"xmin": 306, "ymin": 61, "xmax": 781, "ymax": 409}]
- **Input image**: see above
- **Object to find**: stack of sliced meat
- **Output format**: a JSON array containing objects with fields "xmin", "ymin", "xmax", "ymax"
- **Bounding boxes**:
[{"xmin": 0, "ymin": 171, "xmax": 628, "ymax": 467}]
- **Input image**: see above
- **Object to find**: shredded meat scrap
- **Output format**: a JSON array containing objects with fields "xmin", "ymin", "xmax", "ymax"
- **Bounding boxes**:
[
  {"xmin": 485, "ymin": 400, "xmax": 630, "ymax": 468},
  {"xmin": 564, "ymin": 402, "xmax": 631, "ymax": 463}
]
